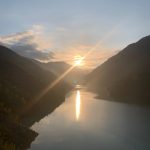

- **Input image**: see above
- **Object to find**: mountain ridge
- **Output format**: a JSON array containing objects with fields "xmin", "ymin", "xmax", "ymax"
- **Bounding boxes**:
[
  {"xmin": 0, "ymin": 45, "xmax": 71, "ymax": 149},
  {"xmin": 86, "ymin": 36, "xmax": 150, "ymax": 104}
]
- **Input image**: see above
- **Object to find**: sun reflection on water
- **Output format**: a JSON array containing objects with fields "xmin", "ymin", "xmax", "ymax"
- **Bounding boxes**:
[{"xmin": 76, "ymin": 90, "xmax": 81, "ymax": 121}]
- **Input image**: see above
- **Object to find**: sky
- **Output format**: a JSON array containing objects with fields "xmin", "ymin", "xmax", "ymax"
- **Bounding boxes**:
[{"xmin": 0, "ymin": 0, "xmax": 150, "ymax": 69}]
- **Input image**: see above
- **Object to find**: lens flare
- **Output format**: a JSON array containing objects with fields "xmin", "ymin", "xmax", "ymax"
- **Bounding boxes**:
[{"xmin": 20, "ymin": 24, "xmax": 120, "ymax": 117}]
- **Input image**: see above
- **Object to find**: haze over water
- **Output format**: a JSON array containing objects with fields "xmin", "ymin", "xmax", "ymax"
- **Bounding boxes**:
[{"xmin": 30, "ymin": 88, "xmax": 150, "ymax": 150}]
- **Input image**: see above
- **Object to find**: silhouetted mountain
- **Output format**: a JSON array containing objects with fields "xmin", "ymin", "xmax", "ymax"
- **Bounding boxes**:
[
  {"xmin": 87, "ymin": 36, "xmax": 150, "ymax": 104},
  {"xmin": 0, "ymin": 45, "xmax": 71, "ymax": 149},
  {"xmin": 33, "ymin": 60, "xmax": 70, "ymax": 75},
  {"xmin": 34, "ymin": 60, "xmax": 87, "ymax": 85},
  {"xmin": 0, "ymin": 45, "xmax": 71, "ymax": 101}
]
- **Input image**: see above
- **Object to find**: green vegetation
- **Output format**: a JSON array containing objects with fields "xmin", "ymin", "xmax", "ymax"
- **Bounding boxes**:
[
  {"xmin": 0, "ymin": 45, "xmax": 71, "ymax": 149},
  {"xmin": 0, "ymin": 81, "xmax": 38, "ymax": 150}
]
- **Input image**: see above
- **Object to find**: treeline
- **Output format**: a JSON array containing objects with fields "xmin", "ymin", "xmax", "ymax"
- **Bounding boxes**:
[{"xmin": 0, "ymin": 79, "xmax": 38, "ymax": 150}]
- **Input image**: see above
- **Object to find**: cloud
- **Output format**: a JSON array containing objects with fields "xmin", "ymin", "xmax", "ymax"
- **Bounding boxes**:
[
  {"xmin": 49, "ymin": 24, "xmax": 120, "ymax": 69},
  {"xmin": 54, "ymin": 43, "xmax": 117, "ymax": 69},
  {"xmin": 0, "ymin": 24, "xmax": 118, "ymax": 68},
  {"xmin": 0, "ymin": 25, "xmax": 53, "ymax": 61}
]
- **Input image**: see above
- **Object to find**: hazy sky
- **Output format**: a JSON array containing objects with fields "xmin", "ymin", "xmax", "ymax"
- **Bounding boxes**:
[{"xmin": 0, "ymin": 0, "xmax": 150, "ymax": 69}]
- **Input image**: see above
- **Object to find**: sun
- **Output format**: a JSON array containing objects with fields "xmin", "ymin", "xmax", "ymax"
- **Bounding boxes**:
[
  {"xmin": 75, "ymin": 59, "xmax": 82, "ymax": 66},
  {"xmin": 74, "ymin": 55, "xmax": 84, "ymax": 66}
]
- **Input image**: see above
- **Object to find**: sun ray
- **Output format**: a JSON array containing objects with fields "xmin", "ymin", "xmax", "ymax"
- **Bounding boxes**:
[{"xmin": 20, "ymin": 23, "xmax": 120, "ymax": 116}]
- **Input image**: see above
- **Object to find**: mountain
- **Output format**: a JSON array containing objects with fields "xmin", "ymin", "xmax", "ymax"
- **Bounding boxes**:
[
  {"xmin": 0, "ymin": 45, "xmax": 71, "ymax": 100},
  {"xmin": 33, "ymin": 60, "xmax": 70, "ymax": 75},
  {"xmin": 34, "ymin": 60, "xmax": 87, "ymax": 85},
  {"xmin": 45, "ymin": 61, "xmax": 71, "ymax": 73},
  {"xmin": 86, "ymin": 36, "xmax": 150, "ymax": 104},
  {"xmin": 0, "ymin": 45, "xmax": 71, "ymax": 149}
]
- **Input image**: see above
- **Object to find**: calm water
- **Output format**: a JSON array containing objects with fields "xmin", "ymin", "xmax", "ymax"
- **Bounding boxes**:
[{"xmin": 30, "ymin": 88, "xmax": 150, "ymax": 150}]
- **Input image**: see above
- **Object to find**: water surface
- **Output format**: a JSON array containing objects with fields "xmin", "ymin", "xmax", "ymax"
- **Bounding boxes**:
[{"xmin": 30, "ymin": 89, "xmax": 150, "ymax": 150}]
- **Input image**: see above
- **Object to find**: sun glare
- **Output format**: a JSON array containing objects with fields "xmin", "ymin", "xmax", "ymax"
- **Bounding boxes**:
[
  {"xmin": 74, "ymin": 55, "xmax": 84, "ymax": 66},
  {"xmin": 75, "ymin": 59, "xmax": 82, "ymax": 66},
  {"xmin": 76, "ymin": 90, "xmax": 81, "ymax": 120}
]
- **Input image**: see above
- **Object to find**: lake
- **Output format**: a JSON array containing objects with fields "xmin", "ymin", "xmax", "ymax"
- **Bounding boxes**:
[{"xmin": 30, "ymin": 87, "xmax": 150, "ymax": 150}]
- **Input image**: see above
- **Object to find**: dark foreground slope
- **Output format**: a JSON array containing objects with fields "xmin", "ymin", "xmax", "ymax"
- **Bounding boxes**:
[
  {"xmin": 0, "ymin": 45, "xmax": 71, "ymax": 149},
  {"xmin": 87, "ymin": 36, "xmax": 150, "ymax": 104}
]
